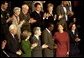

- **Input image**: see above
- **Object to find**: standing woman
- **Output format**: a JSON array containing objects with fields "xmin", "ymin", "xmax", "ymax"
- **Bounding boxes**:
[
  {"xmin": 7, "ymin": 7, "xmax": 25, "ymax": 42},
  {"xmin": 68, "ymin": 23, "xmax": 81, "ymax": 57},
  {"xmin": 21, "ymin": 30, "xmax": 32, "ymax": 57},
  {"xmin": 43, "ymin": 3, "xmax": 56, "ymax": 28},
  {"xmin": 53, "ymin": 23, "xmax": 70, "ymax": 57}
]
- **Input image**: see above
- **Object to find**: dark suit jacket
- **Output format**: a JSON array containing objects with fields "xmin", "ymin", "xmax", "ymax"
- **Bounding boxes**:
[
  {"xmin": 41, "ymin": 29, "xmax": 54, "ymax": 57},
  {"xmin": 5, "ymin": 32, "xmax": 20, "ymax": 57},
  {"xmin": 31, "ymin": 35, "xmax": 42, "ymax": 57},
  {"xmin": 56, "ymin": 5, "xmax": 70, "ymax": 30},
  {"xmin": 68, "ymin": 30, "xmax": 80, "ymax": 57},
  {"xmin": 30, "ymin": 11, "xmax": 44, "ymax": 29},
  {"xmin": 1, "ymin": 10, "xmax": 9, "ymax": 36},
  {"xmin": 56, "ymin": 5, "xmax": 70, "ymax": 22},
  {"xmin": 19, "ymin": 12, "xmax": 31, "ymax": 32}
]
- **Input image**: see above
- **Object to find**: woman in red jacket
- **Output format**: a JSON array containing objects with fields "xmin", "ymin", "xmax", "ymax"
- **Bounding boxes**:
[{"xmin": 53, "ymin": 24, "xmax": 70, "ymax": 57}]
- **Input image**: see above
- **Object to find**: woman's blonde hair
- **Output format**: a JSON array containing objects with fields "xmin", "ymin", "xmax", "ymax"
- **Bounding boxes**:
[
  {"xmin": 13, "ymin": 7, "xmax": 21, "ymax": 13},
  {"xmin": 47, "ymin": 3, "xmax": 54, "ymax": 8}
]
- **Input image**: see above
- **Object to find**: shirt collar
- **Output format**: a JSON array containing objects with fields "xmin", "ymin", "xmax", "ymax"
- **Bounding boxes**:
[
  {"xmin": 11, "ymin": 33, "xmax": 15, "ymax": 38},
  {"xmin": 46, "ymin": 28, "xmax": 51, "ymax": 34},
  {"xmin": 34, "ymin": 35, "xmax": 39, "ymax": 40},
  {"xmin": 71, "ymin": 30, "xmax": 75, "ymax": 34}
]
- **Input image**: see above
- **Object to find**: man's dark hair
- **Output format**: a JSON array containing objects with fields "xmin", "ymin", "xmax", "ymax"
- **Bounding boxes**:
[
  {"xmin": 1, "ymin": 1, "xmax": 8, "ymax": 5},
  {"xmin": 34, "ymin": 2, "xmax": 41, "ymax": 7},
  {"xmin": 46, "ymin": 22, "xmax": 54, "ymax": 28}
]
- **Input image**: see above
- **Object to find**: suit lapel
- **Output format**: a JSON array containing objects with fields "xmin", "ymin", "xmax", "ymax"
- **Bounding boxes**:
[{"xmin": 34, "ymin": 36, "xmax": 41, "ymax": 46}]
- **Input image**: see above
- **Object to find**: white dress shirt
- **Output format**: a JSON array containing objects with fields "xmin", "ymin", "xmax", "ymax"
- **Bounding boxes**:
[
  {"xmin": 63, "ymin": 6, "xmax": 68, "ymax": 21},
  {"xmin": 72, "ymin": 30, "xmax": 75, "ymax": 34},
  {"xmin": 46, "ymin": 28, "xmax": 51, "ymax": 35},
  {"xmin": 11, "ymin": 33, "xmax": 15, "ymax": 38},
  {"xmin": 34, "ymin": 35, "xmax": 39, "ymax": 40}
]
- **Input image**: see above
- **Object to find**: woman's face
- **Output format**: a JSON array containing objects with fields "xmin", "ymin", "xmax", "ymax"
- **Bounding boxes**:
[
  {"xmin": 71, "ymin": 24, "xmax": 76, "ymax": 30},
  {"xmin": 15, "ymin": 10, "xmax": 20, "ymax": 16},
  {"xmin": 58, "ymin": 24, "xmax": 64, "ymax": 31},
  {"xmin": 48, "ymin": 6, "xmax": 53, "ymax": 12},
  {"xmin": 11, "ymin": 28, "xmax": 17, "ymax": 35}
]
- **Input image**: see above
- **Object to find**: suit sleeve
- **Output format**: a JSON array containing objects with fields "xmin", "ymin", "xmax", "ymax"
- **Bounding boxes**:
[
  {"xmin": 42, "ymin": 31, "xmax": 54, "ymax": 50},
  {"xmin": 56, "ymin": 6, "xmax": 61, "ymax": 15},
  {"xmin": 53, "ymin": 33, "xmax": 57, "ymax": 44},
  {"xmin": 42, "ymin": 31, "xmax": 48, "ymax": 44},
  {"xmin": 31, "ymin": 37, "xmax": 38, "ymax": 44},
  {"xmin": 66, "ymin": 32, "xmax": 70, "ymax": 53}
]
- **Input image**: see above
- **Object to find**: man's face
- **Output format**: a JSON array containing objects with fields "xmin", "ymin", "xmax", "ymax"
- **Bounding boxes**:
[
  {"xmin": 22, "ymin": 5, "xmax": 29, "ymax": 14},
  {"xmin": 15, "ymin": 10, "xmax": 20, "ymax": 16},
  {"xmin": 35, "ymin": 28, "xmax": 41, "ymax": 36},
  {"xmin": 37, "ymin": 29, "xmax": 41, "ymax": 36},
  {"xmin": 35, "ymin": 5, "xmax": 41, "ymax": 12},
  {"xmin": 62, "ymin": 1, "xmax": 68, "ymax": 6},
  {"xmin": 3, "ymin": 2, "xmax": 8, "ymax": 10},
  {"xmin": 11, "ymin": 28, "xmax": 17, "ymax": 35},
  {"xmin": 49, "ymin": 24, "xmax": 54, "ymax": 31}
]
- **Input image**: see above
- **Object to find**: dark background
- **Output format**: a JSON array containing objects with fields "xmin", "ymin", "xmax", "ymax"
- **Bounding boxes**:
[{"xmin": 1, "ymin": 0, "xmax": 84, "ymax": 56}]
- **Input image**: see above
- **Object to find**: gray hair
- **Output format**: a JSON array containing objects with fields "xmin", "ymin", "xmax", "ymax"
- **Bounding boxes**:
[
  {"xmin": 9, "ymin": 24, "xmax": 17, "ymax": 31},
  {"xmin": 33, "ymin": 27, "xmax": 41, "ymax": 33},
  {"xmin": 22, "ymin": 4, "xmax": 29, "ymax": 9},
  {"xmin": 13, "ymin": 7, "xmax": 21, "ymax": 13}
]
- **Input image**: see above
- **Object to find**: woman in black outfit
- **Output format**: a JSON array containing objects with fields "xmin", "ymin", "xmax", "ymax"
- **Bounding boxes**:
[{"xmin": 68, "ymin": 23, "xmax": 81, "ymax": 57}]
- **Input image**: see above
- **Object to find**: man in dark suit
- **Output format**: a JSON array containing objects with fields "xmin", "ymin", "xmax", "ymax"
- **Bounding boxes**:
[
  {"xmin": 41, "ymin": 23, "xmax": 56, "ymax": 57},
  {"xmin": 5, "ymin": 24, "xmax": 22, "ymax": 57},
  {"xmin": 1, "ymin": 1, "xmax": 10, "ymax": 40},
  {"xmin": 1, "ymin": 40, "xmax": 10, "ymax": 57},
  {"xmin": 19, "ymin": 4, "xmax": 31, "ymax": 32},
  {"xmin": 30, "ymin": 27, "xmax": 48, "ymax": 57},
  {"xmin": 30, "ymin": 2, "xmax": 44, "ymax": 31},
  {"xmin": 56, "ymin": 1, "xmax": 74, "ymax": 30}
]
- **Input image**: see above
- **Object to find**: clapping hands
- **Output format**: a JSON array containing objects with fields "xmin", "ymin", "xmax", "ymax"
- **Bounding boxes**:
[{"xmin": 42, "ymin": 44, "xmax": 48, "ymax": 48}]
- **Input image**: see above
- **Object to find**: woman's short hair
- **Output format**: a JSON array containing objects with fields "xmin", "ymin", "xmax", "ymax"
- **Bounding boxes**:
[
  {"xmin": 9, "ymin": 24, "xmax": 17, "ymax": 31},
  {"xmin": 13, "ymin": 7, "xmax": 21, "ymax": 13},
  {"xmin": 69, "ymin": 23, "xmax": 76, "ymax": 30},
  {"xmin": 55, "ymin": 23, "xmax": 65, "ymax": 31},
  {"xmin": 47, "ymin": 3, "xmax": 54, "ymax": 8}
]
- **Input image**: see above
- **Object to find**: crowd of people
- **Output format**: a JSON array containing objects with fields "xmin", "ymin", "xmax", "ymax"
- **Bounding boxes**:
[{"xmin": 0, "ymin": 1, "xmax": 82, "ymax": 57}]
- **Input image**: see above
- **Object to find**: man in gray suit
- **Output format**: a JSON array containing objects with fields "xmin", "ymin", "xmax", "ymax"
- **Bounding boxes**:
[
  {"xmin": 41, "ymin": 23, "xmax": 56, "ymax": 57},
  {"xmin": 56, "ymin": 1, "xmax": 74, "ymax": 30},
  {"xmin": 31, "ymin": 27, "xmax": 48, "ymax": 57}
]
